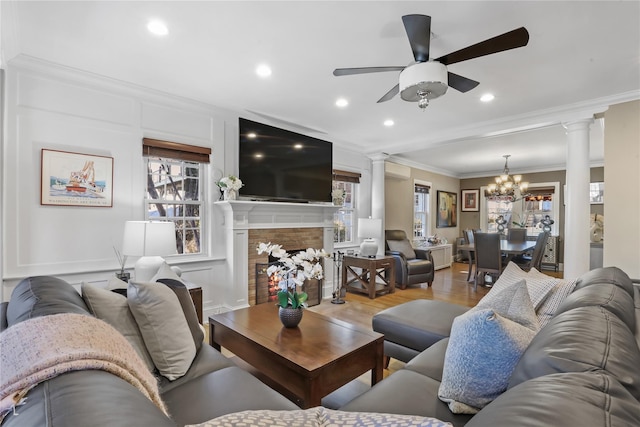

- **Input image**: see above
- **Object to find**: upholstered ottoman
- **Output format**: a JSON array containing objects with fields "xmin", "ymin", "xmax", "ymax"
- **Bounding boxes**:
[{"xmin": 373, "ymin": 299, "xmax": 469, "ymax": 364}]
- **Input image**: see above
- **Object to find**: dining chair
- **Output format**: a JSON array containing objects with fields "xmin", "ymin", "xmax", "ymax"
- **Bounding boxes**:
[
  {"xmin": 473, "ymin": 232, "xmax": 503, "ymax": 291},
  {"xmin": 513, "ymin": 231, "xmax": 549, "ymax": 271},
  {"xmin": 507, "ymin": 228, "xmax": 527, "ymax": 243}
]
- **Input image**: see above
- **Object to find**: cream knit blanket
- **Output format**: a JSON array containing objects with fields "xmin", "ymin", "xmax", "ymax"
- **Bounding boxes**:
[{"xmin": 0, "ymin": 313, "xmax": 167, "ymax": 416}]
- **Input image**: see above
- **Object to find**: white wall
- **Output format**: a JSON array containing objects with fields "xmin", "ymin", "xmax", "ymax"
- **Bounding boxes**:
[
  {"xmin": 1, "ymin": 56, "xmax": 372, "ymax": 314},
  {"xmin": 604, "ymin": 100, "xmax": 640, "ymax": 278}
]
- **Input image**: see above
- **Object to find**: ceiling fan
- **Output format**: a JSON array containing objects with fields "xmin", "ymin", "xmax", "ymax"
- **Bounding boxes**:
[{"xmin": 333, "ymin": 15, "xmax": 529, "ymax": 109}]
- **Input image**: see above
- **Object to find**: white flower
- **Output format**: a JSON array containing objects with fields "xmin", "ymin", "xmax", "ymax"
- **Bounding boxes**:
[
  {"xmin": 218, "ymin": 175, "xmax": 244, "ymax": 191},
  {"xmin": 256, "ymin": 242, "xmax": 330, "ymax": 291},
  {"xmin": 332, "ymin": 188, "xmax": 345, "ymax": 199}
]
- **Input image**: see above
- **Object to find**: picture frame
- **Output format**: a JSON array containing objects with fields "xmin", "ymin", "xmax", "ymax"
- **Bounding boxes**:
[
  {"xmin": 461, "ymin": 189, "xmax": 480, "ymax": 212},
  {"xmin": 437, "ymin": 190, "xmax": 457, "ymax": 228},
  {"xmin": 589, "ymin": 182, "xmax": 604, "ymax": 204},
  {"xmin": 41, "ymin": 149, "xmax": 114, "ymax": 207}
]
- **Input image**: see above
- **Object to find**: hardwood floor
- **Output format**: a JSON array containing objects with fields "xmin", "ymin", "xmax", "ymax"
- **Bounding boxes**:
[{"xmin": 309, "ymin": 261, "xmax": 492, "ymax": 331}]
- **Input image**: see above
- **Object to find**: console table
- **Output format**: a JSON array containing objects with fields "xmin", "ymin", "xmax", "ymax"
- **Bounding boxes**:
[{"xmin": 342, "ymin": 255, "xmax": 395, "ymax": 299}]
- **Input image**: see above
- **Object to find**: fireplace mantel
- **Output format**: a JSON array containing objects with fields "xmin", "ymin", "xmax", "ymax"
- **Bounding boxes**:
[
  {"xmin": 215, "ymin": 200, "xmax": 338, "ymax": 229},
  {"xmin": 215, "ymin": 200, "xmax": 338, "ymax": 310}
]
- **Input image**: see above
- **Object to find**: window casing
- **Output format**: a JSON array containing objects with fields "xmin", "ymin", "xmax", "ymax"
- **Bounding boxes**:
[
  {"xmin": 143, "ymin": 138, "xmax": 211, "ymax": 256},
  {"xmin": 480, "ymin": 182, "xmax": 559, "ymax": 236},
  {"xmin": 413, "ymin": 181, "xmax": 431, "ymax": 241},
  {"xmin": 333, "ymin": 170, "xmax": 360, "ymax": 246}
]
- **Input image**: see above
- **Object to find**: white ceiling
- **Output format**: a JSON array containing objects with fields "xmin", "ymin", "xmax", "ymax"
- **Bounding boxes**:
[{"xmin": 3, "ymin": 1, "xmax": 639, "ymax": 177}]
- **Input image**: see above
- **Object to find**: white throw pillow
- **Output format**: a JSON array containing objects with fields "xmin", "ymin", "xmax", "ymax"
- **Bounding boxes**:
[
  {"xmin": 127, "ymin": 281, "xmax": 196, "ymax": 380},
  {"xmin": 489, "ymin": 262, "xmax": 558, "ymax": 310},
  {"xmin": 81, "ymin": 282, "xmax": 155, "ymax": 372},
  {"xmin": 536, "ymin": 278, "xmax": 578, "ymax": 328}
]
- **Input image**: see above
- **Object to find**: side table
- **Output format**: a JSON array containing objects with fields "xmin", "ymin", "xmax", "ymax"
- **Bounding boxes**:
[
  {"xmin": 342, "ymin": 255, "xmax": 395, "ymax": 299},
  {"xmin": 185, "ymin": 282, "xmax": 203, "ymax": 323}
]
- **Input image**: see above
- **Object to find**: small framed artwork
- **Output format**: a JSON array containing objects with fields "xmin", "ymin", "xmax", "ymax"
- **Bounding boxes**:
[
  {"xmin": 41, "ymin": 149, "xmax": 114, "ymax": 207},
  {"xmin": 589, "ymin": 182, "xmax": 604, "ymax": 204},
  {"xmin": 437, "ymin": 190, "xmax": 457, "ymax": 228},
  {"xmin": 461, "ymin": 189, "xmax": 480, "ymax": 212}
]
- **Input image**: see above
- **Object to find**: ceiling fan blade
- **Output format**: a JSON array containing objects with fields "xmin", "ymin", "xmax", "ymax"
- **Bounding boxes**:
[
  {"xmin": 435, "ymin": 27, "xmax": 529, "ymax": 66},
  {"xmin": 447, "ymin": 72, "xmax": 480, "ymax": 93},
  {"xmin": 402, "ymin": 14, "xmax": 431, "ymax": 62},
  {"xmin": 377, "ymin": 84, "xmax": 399, "ymax": 103},
  {"xmin": 333, "ymin": 66, "xmax": 405, "ymax": 76}
]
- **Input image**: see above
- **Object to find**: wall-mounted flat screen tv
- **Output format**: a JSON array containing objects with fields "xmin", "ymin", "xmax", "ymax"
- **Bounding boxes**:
[{"xmin": 238, "ymin": 118, "xmax": 333, "ymax": 203}]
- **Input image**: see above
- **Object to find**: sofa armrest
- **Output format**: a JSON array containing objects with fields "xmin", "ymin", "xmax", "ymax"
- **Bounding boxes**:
[
  {"xmin": 386, "ymin": 250, "xmax": 408, "ymax": 262},
  {"xmin": 414, "ymin": 249, "xmax": 434, "ymax": 263},
  {"xmin": 1, "ymin": 301, "xmax": 8, "ymax": 332}
]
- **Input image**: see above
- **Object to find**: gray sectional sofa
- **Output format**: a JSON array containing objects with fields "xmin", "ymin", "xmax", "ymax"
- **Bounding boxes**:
[
  {"xmin": 0, "ymin": 276, "xmax": 297, "ymax": 427},
  {"xmin": 341, "ymin": 266, "xmax": 640, "ymax": 426},
  {"xmin": 1, "ymin": 267, "xmax": 639, "ymax": 426}
]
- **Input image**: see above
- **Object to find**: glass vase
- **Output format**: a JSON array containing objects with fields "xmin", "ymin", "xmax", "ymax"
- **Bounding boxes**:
[{"xmin": 224, "ymin": 189, "xmax": 237, "ymax": 201}]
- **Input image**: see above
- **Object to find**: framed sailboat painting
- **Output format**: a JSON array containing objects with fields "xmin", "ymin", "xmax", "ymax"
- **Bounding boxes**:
[{"xmin": 41, "ymin": 149, "xmax": 114, "ymax": 207}]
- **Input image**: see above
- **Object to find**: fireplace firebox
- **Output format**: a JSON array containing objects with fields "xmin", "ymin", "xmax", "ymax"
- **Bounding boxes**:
[{"xmin": 255, "ymin": 261, "xmax": 322, "ymax": 307}]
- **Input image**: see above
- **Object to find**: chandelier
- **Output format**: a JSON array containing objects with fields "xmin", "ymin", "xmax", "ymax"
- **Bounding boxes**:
[{"xmin": 486, "ymin": 155, "xmax": 529, "ymax": 200}]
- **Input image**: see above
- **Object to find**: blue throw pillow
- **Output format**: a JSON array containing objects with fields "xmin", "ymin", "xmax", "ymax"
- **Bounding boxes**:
[{"xmin": 438, "ymin": 280, "xmax": 539, "ymax": 414}]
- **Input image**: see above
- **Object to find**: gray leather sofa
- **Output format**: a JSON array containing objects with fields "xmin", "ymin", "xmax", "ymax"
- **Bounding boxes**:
[
  {"xmin": 341, "ymin": 267, "xmax": 640, "ymax": 426},
  {"xmin": 0, "ymin": 276, "xmax": 297, "ymax": 427}
]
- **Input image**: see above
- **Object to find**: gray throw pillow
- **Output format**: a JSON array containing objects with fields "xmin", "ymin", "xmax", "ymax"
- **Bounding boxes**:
[
  {"xmin": 438, "ymin": 280, "xmax": 539, "ymax": 414},
  {"xmin": 128, "ymin": 281, "xmax": 197, "ymax": 381},
  {"xmin": 156, "ymin": 278, "xmax": 204, "ymax": 352},
  {"xmin": 387, "ymin": 239, "xmax": 416, "ymax": 259},
  {"xmin": 81, "ymin": 282, "xmax": 155, "ymax": 372}
]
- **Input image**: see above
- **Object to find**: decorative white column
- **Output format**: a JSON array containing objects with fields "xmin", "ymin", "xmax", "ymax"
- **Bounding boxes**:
[
  {"xmin": 369, "ymin": 153, "xmax": 388, "ymax": 256},
  {"xmin": 562, "ymin": 118, "xmax": 593, "ymax": 278}
]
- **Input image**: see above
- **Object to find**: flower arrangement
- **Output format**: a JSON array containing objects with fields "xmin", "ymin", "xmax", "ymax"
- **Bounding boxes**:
[
  {"xmin": 331, "ymin": 188, "xmax": 345, "ymax": 199},
  {"xmin": 217, "ymin": 175, "xmax": 243, "ymax": 191},
  {"xmin": 257, "ymin": 242, "xmax": 329, "ymax": 309}
]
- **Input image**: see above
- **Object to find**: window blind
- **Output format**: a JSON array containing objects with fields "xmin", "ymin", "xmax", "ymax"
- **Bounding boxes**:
[
  {"xmin": 415, "ymin": 184, "xmax": 430, "ymax": 194},
  {"xmin": 333, "ymin": 169, "xmax": 361, "ymax": 183},
  {"xmin": 142, "ymin": 138, "xmax": 211, "ymax": 163}
]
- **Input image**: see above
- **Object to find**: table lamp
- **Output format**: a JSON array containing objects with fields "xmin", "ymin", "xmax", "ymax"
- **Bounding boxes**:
[
  {"xmin": 122, "ymin": 221, "xmax": 177, "ymax": 282},
  {"xmin": 358, "ymin": 217, "xmax": 382, "ymax": 258}
]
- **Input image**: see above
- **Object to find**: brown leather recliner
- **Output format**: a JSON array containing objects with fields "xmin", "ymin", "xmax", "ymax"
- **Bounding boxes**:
[{"xmin": 384, "ymin": 230, "xmax": 435, "ymax": 288}]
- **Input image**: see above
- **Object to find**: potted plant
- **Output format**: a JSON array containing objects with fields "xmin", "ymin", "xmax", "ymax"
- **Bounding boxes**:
[
  {"xmin": 217, "ymin": 175, "xmax": 243, "ymax": 200},
  {"xmin": 257, "ymin": 242, "xmax": 329, "ymax": 327}
]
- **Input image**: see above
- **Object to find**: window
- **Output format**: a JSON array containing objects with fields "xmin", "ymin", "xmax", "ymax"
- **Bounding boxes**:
[
  {"xmin": 480, "ymin": 182, "xmax": 560, "ymax": 236},
  {"xmin": 143, "ymin": 138, "xmax": 211, "ymax": 255},
  {"xmin": 333, "ymin": 170, "xmax": 361, "ymax": 245},
  {"xmin": 413, "ymin": 181, "xmax": 431, "ymax": 240}
]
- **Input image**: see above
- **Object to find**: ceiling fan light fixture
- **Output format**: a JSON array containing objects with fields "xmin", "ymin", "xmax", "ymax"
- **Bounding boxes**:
[{"xmin": 399, "ymin": 62, "xmax": 448, "ymax": 103}]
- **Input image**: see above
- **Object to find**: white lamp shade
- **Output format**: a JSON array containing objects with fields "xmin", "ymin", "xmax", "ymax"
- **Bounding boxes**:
[
  {"xmin": 122, "ymin": 221, "xmax": 177, "ymax": 257},
  {"xmin": 358, "ymin": 218, "xmax": 382, "ymax": 239}
]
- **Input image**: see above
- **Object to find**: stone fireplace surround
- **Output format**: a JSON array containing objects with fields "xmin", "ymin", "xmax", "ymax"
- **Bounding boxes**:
[{"xmin": 215, "ymin": 201, "xmax": 337, "ymax": 311}]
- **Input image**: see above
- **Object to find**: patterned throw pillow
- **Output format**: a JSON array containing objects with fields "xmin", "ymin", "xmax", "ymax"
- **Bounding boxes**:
[
  {"xmin": 438, "ymin": 281, "xmax": 539, "ymax": 414},
  {"xmin": 186, "ymin": 407, "xmax": 453, "ymax": 427},
  {"xmin": 489, "ymin": 262, "xmax": 558, "ymax": 309},
  {"xmin": 536, "ymin": 278, "xmax": 578, "ymax": 328}
]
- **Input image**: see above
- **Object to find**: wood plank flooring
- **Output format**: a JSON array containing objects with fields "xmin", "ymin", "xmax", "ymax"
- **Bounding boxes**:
[{"xmin": 309, "ymin": 261, "xmax": 491, "ymax": 331}]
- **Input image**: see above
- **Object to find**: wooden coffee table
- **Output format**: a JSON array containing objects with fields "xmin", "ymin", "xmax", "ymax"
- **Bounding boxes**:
[{"xmin": 209, "ymin": 303, "xmax": 384, "ymax": 408}]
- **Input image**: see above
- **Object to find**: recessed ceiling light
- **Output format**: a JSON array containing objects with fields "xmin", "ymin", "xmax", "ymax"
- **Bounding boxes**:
[
  {"xmin": 147, "ymin": 20, "xmax": 168, "ymax": 36},
  {"xmin": 480, "ymin": 93, "xmax": 495, "ymax": 103},
  {"xmin": 335, "ymin": 98, "xmax": 348, "ymax": 108},
  {"xmin": 256, "ymin": 64, "xmax": 272, "ymax": 78},
  {"xmin": 384, "ymin": 119, "xmax": 395, "ymax": 127}
]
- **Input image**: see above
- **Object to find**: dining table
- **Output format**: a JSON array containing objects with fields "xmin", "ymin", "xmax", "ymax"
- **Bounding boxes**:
[{"xmin": 458, "ymin": 240, "xmax": 537, "ymax": 282}]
